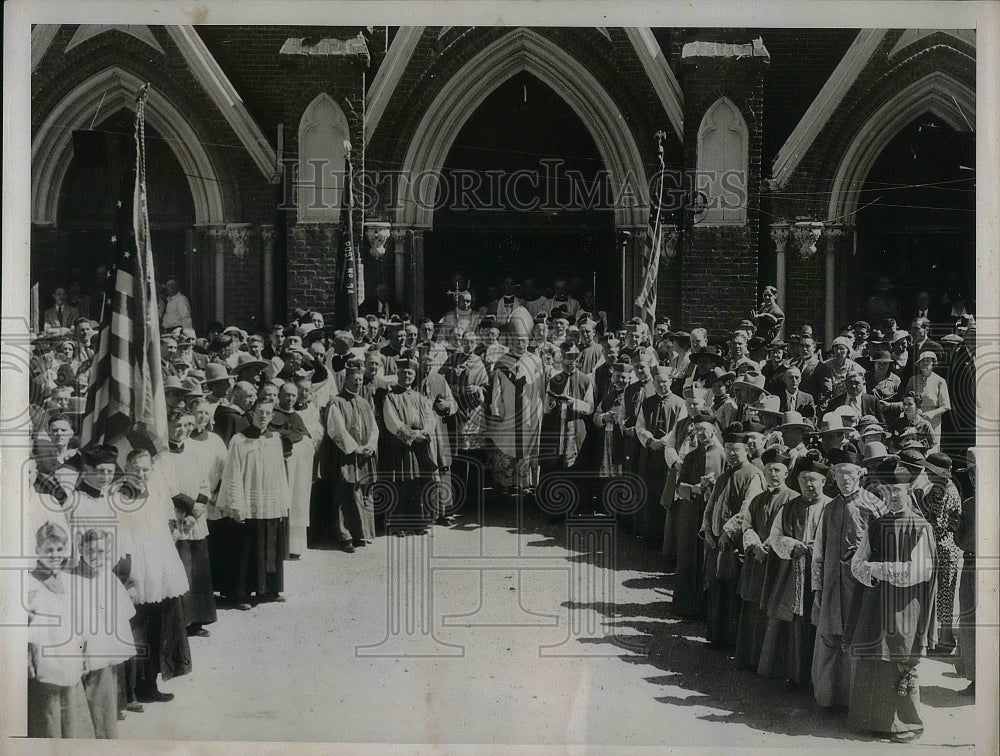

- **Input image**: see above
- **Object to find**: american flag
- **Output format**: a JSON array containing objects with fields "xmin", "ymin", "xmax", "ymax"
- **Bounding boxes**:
[
  {"xmin": 80, "ymin": 85, "xmax": 167, "ymax": 455},
  {"xmin": 635, "ymin": 131, "xmax": 668, "ymax": 333}
]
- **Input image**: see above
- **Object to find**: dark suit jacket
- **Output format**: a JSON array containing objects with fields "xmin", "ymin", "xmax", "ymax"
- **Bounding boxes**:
[
  {"xmin": 359, "ymin": 298, "xmax": 394, "ymax": 318},
  {"xmin": 778, "ymin": 390, "xmax": 816, "ymax": 417},
  {"xmin": 43, "ymin": 305, "xmax": 79, "ymax": 329},
  {"xmin": 827, "ymin": 392, "xmax": 884, "ymax": 423}
]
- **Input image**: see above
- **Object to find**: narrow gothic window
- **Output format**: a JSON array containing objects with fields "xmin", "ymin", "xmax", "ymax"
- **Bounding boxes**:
[
  {"xmin": 696, "ymin": 97, "xmax": 748, "ymax": 224},
  {"xmin": 297, "ymin": 93, "xmax": 348, "ymax": 222}
]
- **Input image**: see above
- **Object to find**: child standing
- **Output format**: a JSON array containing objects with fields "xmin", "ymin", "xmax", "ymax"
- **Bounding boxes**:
[
  {"xmin": 26, "ymin": 521, "xmax": 94, "ymax": 738},
  {"xmin": 73, "ymin": 529, "xmax": 136, "ymax": 739}
]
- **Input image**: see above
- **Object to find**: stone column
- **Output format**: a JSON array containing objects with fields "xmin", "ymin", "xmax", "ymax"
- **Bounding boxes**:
[
  {"xmin": 617, "ymin": 226, "xmax": 646, "ymax": 325},
  {"xmin": 824, "ymin": 225, "xmax": 850, "ymax": 345},
  {"xmin": 207, "ymin": 225, "xmax": 228, "ymax": 323},
  {"xmin": 391, "ymin": 228, "xmax": 408, "ymax": 313},
  {"xmin": 260, "ymin": 224, "xmax": 277, "ymax": 327},
  {"xmin": 770, "ymin": 221, "xmax": 790, "ymax": 336},
  {"xmin": 409, "ymin": 229, "xmax": 426, "ymax": 320}
]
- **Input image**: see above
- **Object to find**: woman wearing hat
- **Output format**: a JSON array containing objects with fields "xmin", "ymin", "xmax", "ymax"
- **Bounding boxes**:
[
  {"xmin": 707, "ymin": 366, "xmax": 738, "ymax": 431},
  {"xmin": 863, "ymin": 350, "xmax": 901, "ymax": 400},
  {"xmin": 849, "ymin": 460, "xmax": 937, "ymax": 743},
  {"xmin": 904, "ymin": 352, "xmax": 950, "ymax": 452},
  {"xmin": 921, "ymin": 452, "xmax": 963, "ymax": 655}
]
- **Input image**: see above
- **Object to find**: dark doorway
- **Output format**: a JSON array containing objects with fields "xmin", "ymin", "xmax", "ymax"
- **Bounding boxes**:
[
  {"xmin": 41, "ymin": 108, "xmax": 196, "ymax": 321},
  {"xmin": 423, "ymin": 71, "xmax": 618, "ymax": 320},
  {"xmin": 844, "ymin": 115, "xmax": 975, "ymax": 329}
]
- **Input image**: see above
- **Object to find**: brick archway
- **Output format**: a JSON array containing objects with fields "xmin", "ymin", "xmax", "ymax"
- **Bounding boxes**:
[
  {"xmin": 31, "ymin": 65, "xmax": 227, "ymax": 227},
  {"xmin": 396, "ymin": 27, "xmax": 650, "ymax": 229},
  {"xmin": 827, "ymin": 71, "xmax": 975, "ymax": 221}
]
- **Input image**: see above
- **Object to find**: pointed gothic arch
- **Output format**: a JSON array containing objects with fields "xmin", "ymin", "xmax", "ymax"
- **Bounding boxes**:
[
  {"xmin": 297, "ymin": 93, "xmax": 349, "ymax": 223},
  {"xmin": 827, "ymin": 71, "xmax": 975, "ymax": 221},
  {"xmin": 697, "ymin": 97, "xmax": 749, "ymax": 225},
  {"xmin": 31, "ymin": 66, "xmax": 227, "ymax": 227},
  {"xmin": 397, "ymin": 27, "xmax": 650, "ymax": 229}
]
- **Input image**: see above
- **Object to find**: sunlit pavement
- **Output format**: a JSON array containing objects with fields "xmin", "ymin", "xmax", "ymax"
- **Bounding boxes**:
[{"xmin": 121, "ymin": 499, "xmax": 975, "ymax": 748}]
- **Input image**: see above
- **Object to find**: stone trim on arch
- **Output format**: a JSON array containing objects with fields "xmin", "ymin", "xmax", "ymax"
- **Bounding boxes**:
[
  {"xmin": 827, "ymin": 70, "xmax": 975, "ymax": 221},
  {"xmin": 31, "ymin": 65, "xmax": 227, "ymax": 227},
  {"xmin": 396, "ymin": 27, "xmax": 650, "ymax": 229}
]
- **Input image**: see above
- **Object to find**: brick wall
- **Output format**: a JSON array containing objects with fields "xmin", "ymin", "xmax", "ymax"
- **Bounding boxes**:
[
  {"xmin": 286, "ymin": 224, "xmax": 340, "ymax": 320},
  {"xmin": 677, "ymin": 49, "xmax": 767, "ymax": 335}
]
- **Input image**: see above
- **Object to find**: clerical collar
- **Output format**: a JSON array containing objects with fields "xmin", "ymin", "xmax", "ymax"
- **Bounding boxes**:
[{"xmin": 169, "ymin": 441, "xmax": 184, "ymax": 453}]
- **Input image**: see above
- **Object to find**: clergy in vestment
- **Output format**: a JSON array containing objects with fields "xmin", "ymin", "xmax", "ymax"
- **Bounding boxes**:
[
  {"xmin": 383, "ymin": 358, "xmax": 440, "ymax": 532},
  {"xmin": 848, "ymin": 460, "xmax": 937, "ymax": 743},
  {"xmin": 109, "ymin": 448, "xmax": 192, "ymax": 703},
  {"xmin": 699, "ymin": 429, "xmax": 765, "ymax": 647},
  {"xmin": 162, "ymin": 408, "xmax": 217, "ymax": 635},
  {"xmin": 732, "ymin": 445, "xmax": 797, "ymax": 670},
  {"xmin": 757, "ymin": 452, "xmax": 830, "ymax": 686},
  {"xmin": 485, "ymin": 318, "xmax": 545, "ymax": 496},
  {"xmin": 216, "ymin": 398, "xmax": 291, "ymax": 605},
  {"xmin": 810, "ymin": 447, "xmax": 887, "ymax": 709},
  {"xmin": 417, "ymin": 342, "xmax": 459, "ymax": 522},
  {"xmin": 632, "ymin": 366, "xmax": 687, "ymax": 545},
  {"xmin": 274, "ymin": 381, "xmax": 314, "ymax": 558},
  {"xmin": 670, "ymin": 412, "xmax": 726, "ymax": 618},
  {"xmin": 324, "ymin": 364, "xmax": 379, "ymax": 546}
]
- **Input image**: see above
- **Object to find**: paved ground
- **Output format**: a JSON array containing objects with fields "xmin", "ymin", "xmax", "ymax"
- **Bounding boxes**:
[{"xmin": 120, "ymin": 498, "xmax": 975, "ymax": 748}]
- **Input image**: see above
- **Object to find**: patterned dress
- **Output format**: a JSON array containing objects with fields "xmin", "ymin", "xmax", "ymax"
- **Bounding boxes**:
[{"xmin": 921, "ymin": 480, "xmax": 962, "ymax": 646}]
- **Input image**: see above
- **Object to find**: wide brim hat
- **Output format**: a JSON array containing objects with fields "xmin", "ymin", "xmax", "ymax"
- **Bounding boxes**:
[
  {"xmin": 861, "ymin": 441, "xmax": 898, "ymax": 467},
  {"xmin": 163, "ymin": 375, "xmax": 189, "ymax": 394},
  {"xmin": 234, "ymin": 354, "xmax": 270, "ymax": 375},
  {"xmin": 819, "ymin": 413, "xmax": 854, "ymax": 434},
  {"xmin": 922, "ymin": 452, "xmax": 953, "ymax": 479},
  {"xmin": 749, "ymin": 393, "xmax": 782, "ymax": 415},
  {"xmin": 203, "ymin": 363, "xmax": 233, "ymax": 385},
  {"xmin": 691, "ymin": 347, "xmax": 725, "ymax": 366},
  {"xmin": 180, "ymin": 378, "xmax": 205, "ymax": 398},
  {"xmin": 708, "ymin": 366, "xmax": 736, "ymax": 385},
  {"xmin": 777, "ymin": 410, "xmax": 812, "ymax": 431},
  {"xmin": 733, "ymin": 372, "xmax": 766, "ymax": 393}
]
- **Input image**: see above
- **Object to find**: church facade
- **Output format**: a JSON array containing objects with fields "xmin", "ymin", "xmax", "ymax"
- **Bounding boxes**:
[{"xmin": 30, "ymin": 25, "xmax": 975, "ymax": 341}]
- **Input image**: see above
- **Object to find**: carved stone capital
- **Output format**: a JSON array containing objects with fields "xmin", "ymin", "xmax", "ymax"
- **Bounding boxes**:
[
  {"xmin": 769, "ymin": 220, "xmax": 791, "ymax": 253},
  {"xmin": 226, "ymin": 223, "xmax": 253, "ymax": 258},
  {"xmin": 259, "ymin": 223, "xmax": 277, "ymax": 251},
  {"xmin": 791, "ymin": 220, "xmax": 824, "ymax": 260}
]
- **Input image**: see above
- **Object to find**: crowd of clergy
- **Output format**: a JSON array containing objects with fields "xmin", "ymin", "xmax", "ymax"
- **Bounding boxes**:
[{"xmin": 23, "ymin": 274, "xmax": 978, "ymax": 743}]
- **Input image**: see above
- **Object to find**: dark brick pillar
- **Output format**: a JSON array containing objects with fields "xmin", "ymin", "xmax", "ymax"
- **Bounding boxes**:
[
  {"xmin": 280, "ymin": 36, "xmax": 369, "ymax": 328},
  {"xmin": 286, "ymin": 223, "xmax": 340, "ymax": 321},
  {"xmin": 678, "ymin": 40, "xmax": 768, "ymax": 336}
]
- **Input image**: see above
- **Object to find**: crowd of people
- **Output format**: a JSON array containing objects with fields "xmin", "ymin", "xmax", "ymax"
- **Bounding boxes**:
[{"xmin": 23, "ymin": 272, "xmax": 978, "ymax": 742}]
